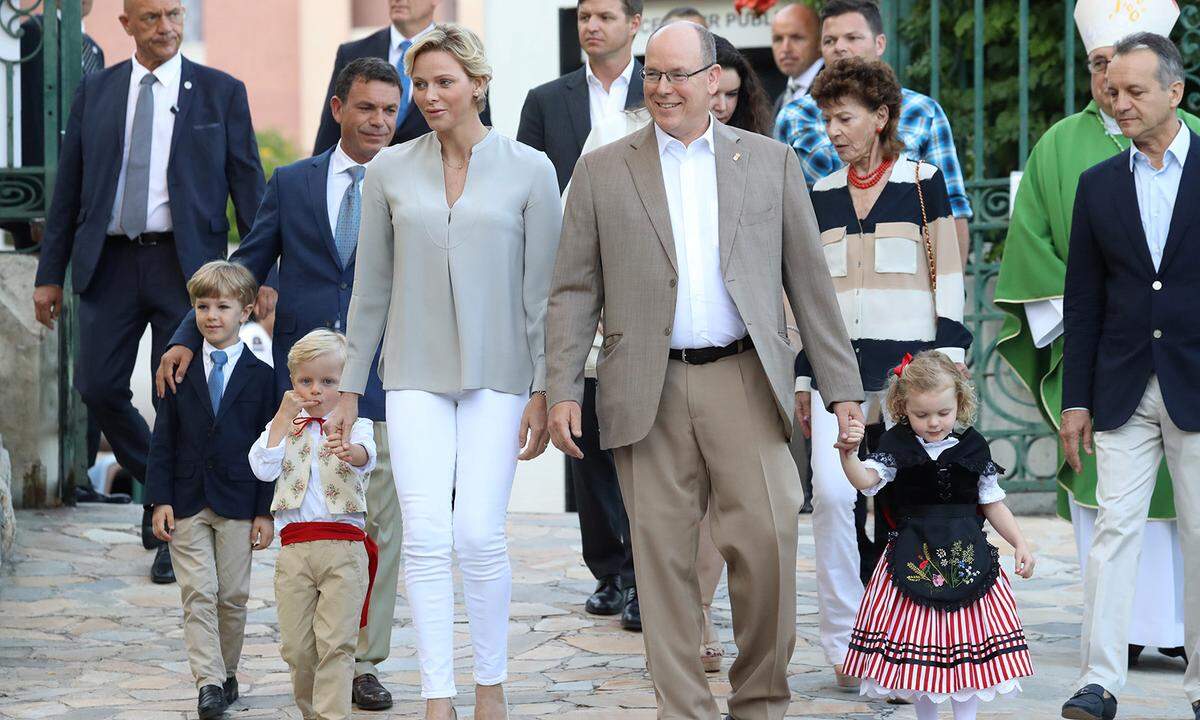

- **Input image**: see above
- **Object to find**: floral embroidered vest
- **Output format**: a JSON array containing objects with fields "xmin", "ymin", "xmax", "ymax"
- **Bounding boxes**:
[{"xmin": 271, "ymin": 428, "xmax": 367, "ymax": 514}]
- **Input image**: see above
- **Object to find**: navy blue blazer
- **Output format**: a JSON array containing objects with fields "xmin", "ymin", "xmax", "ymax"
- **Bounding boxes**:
[
  {"xmin": 170, "ymin": 149, "xmax": 386, "ymax": 421},
  {"xmin": 311, "ymin": 27, "xmax": 493, "ymax": 156},
  {"xmin": 1063, "ymin": 131, "xmax": 1200, "ymax": 432},
  {"xmin": 36, "ymin": 56, "xmax": 265, "ymax": 292},
  {"xmin": 145, "ymin": 347, "xmax": 277, "ymax": 520}
]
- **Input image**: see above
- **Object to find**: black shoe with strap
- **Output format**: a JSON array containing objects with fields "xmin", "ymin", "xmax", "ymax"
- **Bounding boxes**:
[
  {"xmin": 1193, "ymin": 699, "xmax": 1200, "ymax": 720},
  {"xmin": 150, "ymin": 544, "xmax": 175, "ymax": 584},
  {"xmin": 352, "ymin": 673, "xmax": 393, "ymax": 710},
  {"xmin": 620, "ymin": 586, "xmax": 641, "ymax": 632},
  {"xmin": 197, "ymin": 684, "xmax": 228, "ymax": 720},
  {"xmin": 1062, "ymin": 684, "xmax": 1117, "ymax": 720},
  {"xmin": 585, "ymin": 575, "xmax": 624, "ymax": 616}
]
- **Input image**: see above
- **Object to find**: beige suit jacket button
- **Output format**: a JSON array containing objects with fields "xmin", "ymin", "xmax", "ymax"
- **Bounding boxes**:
[
  {"xmin": 669, "ymin": 278, "xmax": 677, "ymax": 288},
  {"xmin": 664, "ymin": 327, "xmax": 672, "ymax": 336}
]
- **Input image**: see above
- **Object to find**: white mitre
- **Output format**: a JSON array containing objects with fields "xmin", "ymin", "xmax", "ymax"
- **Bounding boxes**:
[{"xmin": 1074, "ymin": 0, "xmax": 1180, "ymax": 53}]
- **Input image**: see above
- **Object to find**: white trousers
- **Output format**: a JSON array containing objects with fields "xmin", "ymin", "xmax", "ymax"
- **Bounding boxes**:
[
  {"xmin": 809, "ymin": 388, "xmax": 868, "ymax": 665},
  {"xmin": 386, "ymin": 389, "xmax": 527, "ymax": 699},
  {"xmin": 1081, "ymin": 376, "xmax": 1200, "ymax": 702}
]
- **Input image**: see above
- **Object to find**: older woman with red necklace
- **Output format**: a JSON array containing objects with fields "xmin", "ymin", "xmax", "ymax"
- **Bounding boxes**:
[{"xmin": 800, "ymin": 57, "xmax": 969, "ymax": 689}]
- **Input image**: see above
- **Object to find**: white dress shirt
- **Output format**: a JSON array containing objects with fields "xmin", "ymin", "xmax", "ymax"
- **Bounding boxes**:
[
  {"xmin": 785, "ymin": 58, "xmax": 824, "ymax": 102},
  {"xmin": 326, "ymin": 141, "xmax": 368, "ymax": 238},
  {"xmin": 107, "ymin": 51, "xmax": 183, "ymax": 235},
  {"xmin": 585, "ymin": 57, "xmax": 635, "ymax": 129},
  {"xmin": 861, "ymin": 433, "xmax": 1006, "ymax": 504},
  {"xmin": 200, "ymin": 339, "xmax": 244, "ymax": 398},
  {"xmin": 389, "ymin": 22, "xmax": 436, "ymax": 68},
  {"xmin": 1130, "ymin": 119, "xmax": 1188, "ymax": 272},
  {"xmin": 655, "ymin": 117, "xmax": 747, "ymax": 349},
  {"xmin": 248, "ymin": 414, "xmax": 377, "ymax": 532}
]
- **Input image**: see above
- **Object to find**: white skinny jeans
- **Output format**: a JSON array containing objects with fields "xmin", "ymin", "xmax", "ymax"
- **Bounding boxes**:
[{"xmin": 386, "ymin": 389, "xmax": 527, "ymax": 698}]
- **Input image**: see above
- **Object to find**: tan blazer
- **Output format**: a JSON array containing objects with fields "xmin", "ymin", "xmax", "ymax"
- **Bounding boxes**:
[{"xmin": 546, "ymin": 121, "xmax": 864, "ymax": 450}]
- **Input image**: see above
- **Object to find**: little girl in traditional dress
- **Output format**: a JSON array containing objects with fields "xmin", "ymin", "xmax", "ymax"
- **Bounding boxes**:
[{"xmin": 838, "ymin": 351, "xmax": 1035, "ymax": 719}]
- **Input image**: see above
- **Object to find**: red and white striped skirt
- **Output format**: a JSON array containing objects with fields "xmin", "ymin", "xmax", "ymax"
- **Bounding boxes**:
[{"xmin": 842, "ymin": 550, "xmax": 1033, "ymax": 700}]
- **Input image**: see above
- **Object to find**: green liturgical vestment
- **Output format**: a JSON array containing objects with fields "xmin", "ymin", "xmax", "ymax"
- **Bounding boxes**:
[{"xmin": 995, "ymin": 101, "xmax": 1200, "ymax": 520}]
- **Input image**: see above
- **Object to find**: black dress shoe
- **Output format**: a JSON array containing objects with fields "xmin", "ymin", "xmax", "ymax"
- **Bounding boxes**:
[
  {"xmin": 198, "ymin": 684, "xmax": 228, "ymax": 719},
  {"xmin": 150, "ymin": 544, "xmax": 175, "ymax": 584},
  {"xmin": 800, "ymin": 499, "xmax": 814, "ymax": 514},
  {"xmin": 141, "ymin": 506, "xmax": 163, "ymax": 549},
  {"xmin": 1191, "ymin": 699, "xmax": 1199, "ymax": 720},
  {"xmin": 585, "ymin": 575, "xmax": 624, "ymax": 616},
  {"xmin": 222, "ymin": 675, "xmax": 238, "ymax": 704},
  {"xmin": 352, "ymin": 673, "xmax": 393, "ymax": 710},
  {"xmin": 620, "ymin": 587, "xmax": 641, "ymax": 632},
  {"xmin": 1062, "ymin": 684, "xmax": 1117, "ymax": 720},
  {"xmin": 1129, "ymin": 644, "xmax": 1145, "ymax": 667}
]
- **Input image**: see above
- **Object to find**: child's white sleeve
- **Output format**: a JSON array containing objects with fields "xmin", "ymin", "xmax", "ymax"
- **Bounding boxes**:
[
  {"xmin": 978, "ymin": 472, "xmax": 1007, "ymax": 504},
  {"xmin": 859, "ymin": 456, "xmax": 897, "ymax": 496},
  {"xmin": 349, "ymin": 418, "xmax": 378, "ymax": 476},
  {"xmin": 249, "ymin": 423, "xmax": 285, "ymax": 482}
]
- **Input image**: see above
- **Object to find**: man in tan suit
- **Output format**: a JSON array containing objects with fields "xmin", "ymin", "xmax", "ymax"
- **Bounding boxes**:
[{"xmin": 546, "ymin": 21, "xmax": 865, "ymax": 720}]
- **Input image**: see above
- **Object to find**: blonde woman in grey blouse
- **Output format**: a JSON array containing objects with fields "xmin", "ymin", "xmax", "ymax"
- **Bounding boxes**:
[{"xmin": 327, "ymin": 24, "xmax": 560, "ymax": 720}]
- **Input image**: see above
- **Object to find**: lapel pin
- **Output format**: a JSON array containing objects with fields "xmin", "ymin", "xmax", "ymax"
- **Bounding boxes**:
[
  {"xmin": 733, "ymin": 152, "xmax": 742, "ymax": 162},
  {"xmin": 184, "ymin": 80, "xmax": 193, "ymax": 90}
]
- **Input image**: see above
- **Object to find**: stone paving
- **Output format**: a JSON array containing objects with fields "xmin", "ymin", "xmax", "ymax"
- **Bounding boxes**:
[{"xmin": 0, "ymin": 505, "xmax": 1193, "ymax": 719}]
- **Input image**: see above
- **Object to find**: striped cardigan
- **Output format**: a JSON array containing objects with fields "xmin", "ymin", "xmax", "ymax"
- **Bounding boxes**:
[{"xmin": 797, "ymin": 155, "xmax": 969, "ymax": 392}]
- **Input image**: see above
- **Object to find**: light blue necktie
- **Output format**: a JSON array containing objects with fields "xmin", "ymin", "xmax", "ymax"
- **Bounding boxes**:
[
  {"xmin": 334, "ymin": 165, "xmax": 366, "ymax": 267},
  {"xmin": 208, "ymin": 350, "xmax": 227, "ymax": 414},
  {"xmin": 396, "ymin": 39, "xmax": 413, "ymax": 126}
]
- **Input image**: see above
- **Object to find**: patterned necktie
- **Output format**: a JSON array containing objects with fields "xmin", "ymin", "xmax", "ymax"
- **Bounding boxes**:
[
  {"xmin": 334, "ymin": 165, "xmax": 366, "ymax": 267},
  {"xmin": 120, "ymin": 72, "xmax": 157, "ymax": 238},
  {"xmin": 787, "ymin": 78, "xmax": 803, "ymax": 97},
  {"xmin": 81, "ymin": 35, "xmax": 104, "ymax": 76},
  {"xmin": 396, "ymin": 39, "xmax": 413, "ymax": 126},
  {"xmin": 208, "ymin": 350, "xmax": 228, "ymax": 414}
]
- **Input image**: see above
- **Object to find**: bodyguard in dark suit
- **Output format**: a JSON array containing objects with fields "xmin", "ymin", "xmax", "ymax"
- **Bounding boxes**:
[
  {"xmin": 157, "ymin": 58, "xmax": 402, "ymax": 712},
  {"xmin": 1058, "ymin": 33, "xmax": 1200, "ymax": 720},
  {"xmin": 32, "ymin": 0, "xmax": 265, "ymax": 584},
  {"xmin": 517, "ymin": 0, "xmax": 644, "ymax": 629},
  {"xmin": 311, "ymin": 0, "xmax": 490, "ymax": 155},
  {"xmin": 517, "ymin": 0, "xmax": 645, "ymax": 192}
]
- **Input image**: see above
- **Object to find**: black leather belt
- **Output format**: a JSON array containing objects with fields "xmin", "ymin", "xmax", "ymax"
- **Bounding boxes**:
[
  {"xmin": 669, "ymin": 336, "xmax": 754, "ymax": 365},
  {"xmin": 109, "ymin": 231, "xmax": 174, "ymax": 246}
]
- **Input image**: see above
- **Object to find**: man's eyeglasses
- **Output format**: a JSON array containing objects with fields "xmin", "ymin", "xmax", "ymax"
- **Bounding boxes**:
[{"xmin": 642, "ymin": 64, "xmax": 713, "ymax": 86}]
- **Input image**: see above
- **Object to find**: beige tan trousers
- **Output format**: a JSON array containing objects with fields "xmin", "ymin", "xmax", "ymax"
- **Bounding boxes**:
[
  {"xmin": 170, "ymin": 507, "xmax": 252, "ymax": 689},
  {"xmin": 355, "ymin": 421, "xmax": 402, "ymax": 678},
  {"xmin": 1082, "ymin": 376, "xmax": 1200, "ymax": 703},
  {"xmin": 613, "ymin": 350, "xmax": 802, "ymax": 720},
  {"xmin": 276, "ymin": 538, "xmax": 369, "ymax": 720}
]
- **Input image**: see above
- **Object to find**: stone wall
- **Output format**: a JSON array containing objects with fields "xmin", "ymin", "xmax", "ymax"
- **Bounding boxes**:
[
  {"xmin": 0, "ymin": 436, "xmax": 13, "ymax": 571},
  {"xmin": 0, "ymin": 254, "xmax": 61, "ymax": 509}
]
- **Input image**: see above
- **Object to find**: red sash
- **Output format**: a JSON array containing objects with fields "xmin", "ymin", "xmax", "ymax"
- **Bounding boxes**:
[{"xmin": 280, "ymin": 521, "xmax": 378, "ymax": 628}]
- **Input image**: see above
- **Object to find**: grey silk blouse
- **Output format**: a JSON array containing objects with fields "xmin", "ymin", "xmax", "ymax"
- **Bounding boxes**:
[{"xmin": 341, "ymin": 129, "xmax": 562, "ymax": 397}]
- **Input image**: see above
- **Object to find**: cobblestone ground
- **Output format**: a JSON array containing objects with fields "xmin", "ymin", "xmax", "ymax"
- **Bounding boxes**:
[{"xmin": 0, "ymin": 505, "xmax": 1192, "ymax": 719}]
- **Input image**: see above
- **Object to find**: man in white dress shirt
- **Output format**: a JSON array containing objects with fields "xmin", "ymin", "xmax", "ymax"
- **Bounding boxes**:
[{"xmin": 770, "ymin": 3, "xmax": 823, "ymax": 118}]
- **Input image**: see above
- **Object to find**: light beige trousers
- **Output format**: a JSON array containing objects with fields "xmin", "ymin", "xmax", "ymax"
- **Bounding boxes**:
[
  {"xmin": 170, "ymin": 507, "xmax": 252, "ymax": 689},
  {"xmin": 355, "ymin": 421, "xmax": 402, "ymax": 678},
  {"xmin": 276, "ymin": 538, "xmax": 369, "ymax": 720},
  {"xmin": 614, "ymin": 351, "xmax": 802, "ymax": 720},
  {"xmin": 1082, "ymin": 376, "xmax": 1200, "ymax": 703}
]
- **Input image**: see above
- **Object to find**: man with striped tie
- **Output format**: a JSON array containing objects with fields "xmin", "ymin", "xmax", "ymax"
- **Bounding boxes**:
[
  {"xmin": 311, "ymin": 0, "xmax": 490, "ymax": 155},
  {"xmin": 156, "ymin": 57, "xmax": 404, "ymax": 713}
]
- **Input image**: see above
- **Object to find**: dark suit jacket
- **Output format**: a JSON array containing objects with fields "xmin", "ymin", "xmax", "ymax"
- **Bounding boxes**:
[
  {"xmin": 1063, "ymin": 131, "xmax": 1200, "ymax": 432},
  {"xmin": 517, "ymin": 61, "xmax": 645, "ymax": 192},
  {"xmin": 170, "ymin": 149, "xmax": 387, "ymax": 421},
  {"xmin": 145, "ymin": 347, "xmax": 276, "ymax": 520},
  {"xmin": 35, "ymin": 56, "xmax": 266, "ymax": 293},
  {"xmin": 20, "ymin": 16, "xmax": 105, "ymax": 170},
  {"xmin": 311, "ymin": 27, "xmax": 493, "ymax": 155}
]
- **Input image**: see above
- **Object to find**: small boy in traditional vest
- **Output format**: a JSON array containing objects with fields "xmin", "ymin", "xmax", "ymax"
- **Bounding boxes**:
[
  {"xmin": 146, "ymin": 260, "xmax": 277, "ymax": 720},
  {"xmin": 248, "ymin": 329, "xmax": 377, "ymax": 720}
]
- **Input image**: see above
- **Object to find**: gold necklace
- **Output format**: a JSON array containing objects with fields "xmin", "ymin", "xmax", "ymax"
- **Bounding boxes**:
[{"xmin": 441, "ymin": 153, "xmax": 468, "ymax": 170}]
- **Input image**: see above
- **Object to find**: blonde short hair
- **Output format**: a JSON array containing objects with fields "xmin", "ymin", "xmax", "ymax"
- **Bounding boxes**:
[
  {"xmin": 187, "ymin": 260, "xmax": 257, "ymax": 307},
  {"xmin": 286, "ymin": 329, "xmax": 348, "ymax": 375},
  {"xmin": 884, "ymin": 351, "xmax": 978, "ymax": 428},
  {"xmin": 404, "ymin": 23, "xmax": 492, "ymax": 112}
]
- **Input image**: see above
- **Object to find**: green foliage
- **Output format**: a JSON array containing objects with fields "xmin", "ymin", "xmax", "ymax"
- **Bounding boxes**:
[{"xmin": 226, "ymin": 129, "xmax": 300, "ymax": 244}]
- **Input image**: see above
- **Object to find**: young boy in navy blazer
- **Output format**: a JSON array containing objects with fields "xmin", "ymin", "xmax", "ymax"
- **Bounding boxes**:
[{"xmin": 146, "ymin": 261, "xmax": 277, "ymax": 720}]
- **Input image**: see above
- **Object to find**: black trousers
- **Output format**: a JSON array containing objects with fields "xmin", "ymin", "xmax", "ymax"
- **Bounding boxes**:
[
  {"xmin": 75, "ymin": 239, "xmax": 191, "ymax": 485},
  {"xmin": 570, "ymin": 378, "xmax": 635, "ymax": 589}
]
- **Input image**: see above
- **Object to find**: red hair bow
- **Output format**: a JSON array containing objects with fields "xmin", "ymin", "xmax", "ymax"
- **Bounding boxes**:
[
  {"xmin": 293, "ymin": 416, "xmax": 326, "ymax": 436},
  {"xmin": 893, "ymin": 353, "xmax": 915, "ymax": 378},
  {"xmin": 733, "ymin": 0, "xmax": 779, "ymax": 17}
]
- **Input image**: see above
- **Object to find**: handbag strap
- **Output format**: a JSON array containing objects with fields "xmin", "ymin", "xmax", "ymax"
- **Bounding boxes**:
[{"xmin": 913, "ymin": 159, "xmax": 938, "ymax": 294}]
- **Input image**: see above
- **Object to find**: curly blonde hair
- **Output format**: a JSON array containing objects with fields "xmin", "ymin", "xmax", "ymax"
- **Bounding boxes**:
[{"xmin": 884, "ymin": 351, "xmax": 977, "ymax": 428}]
